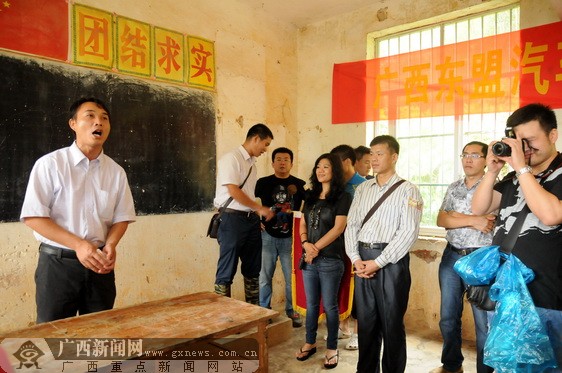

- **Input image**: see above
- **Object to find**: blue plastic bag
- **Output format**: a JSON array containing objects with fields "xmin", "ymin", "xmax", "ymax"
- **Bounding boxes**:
[
  {"xmin": 484, "ymin": 254, "xmax": 557, "ymax": 372},
  {"xmin": 453, "ymin": 245, "xmax": 501, "ymax": 285}
]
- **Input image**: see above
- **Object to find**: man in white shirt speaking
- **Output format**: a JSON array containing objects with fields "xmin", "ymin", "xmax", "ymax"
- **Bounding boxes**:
[{"xmin": 20, "ymin": 97, "xmax": 136, "ymax": 323}]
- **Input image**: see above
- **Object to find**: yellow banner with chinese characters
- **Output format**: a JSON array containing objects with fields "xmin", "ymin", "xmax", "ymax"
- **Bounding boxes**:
[
  {"xmin": 187, "ymin": 36, "xmax": 216, "ymax": 89},
  {"xmin": 154, "ymin": 27, "xmax": 185, "ymax": 83},
  {"xmin": 71, "ymin": 4, "xmax": 216, "ymax": 90},
  {"xmin": 116, "ymin": 16, "xmax": 151, "ymax": 77},
  {"xmin": 73, "ymin": 4, "xmax": 113, "ymax": 69}
]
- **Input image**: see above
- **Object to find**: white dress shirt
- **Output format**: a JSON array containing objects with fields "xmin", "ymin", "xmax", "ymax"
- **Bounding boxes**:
[
  {"xmin": 344, "ymin": 173, "xmax": 423, "ymax": 268},
  {"xmin": 213, "ymin": 145, "xmax": 257, "ymax": 212},
  {"xmin": 20, "ymin": 142, "xmax": 136, "ymax": 249}
]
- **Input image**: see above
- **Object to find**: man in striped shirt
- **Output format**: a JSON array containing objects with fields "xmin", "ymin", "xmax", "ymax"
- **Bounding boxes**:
[{"xmin": 345, "ymin": 135, "xmax": 423, "ymax": 373}]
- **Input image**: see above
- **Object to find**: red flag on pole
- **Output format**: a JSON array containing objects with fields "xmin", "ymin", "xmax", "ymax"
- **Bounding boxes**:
[{"xmin": 0, "ymin": 0, "xmax": 68, "ymax": 61}]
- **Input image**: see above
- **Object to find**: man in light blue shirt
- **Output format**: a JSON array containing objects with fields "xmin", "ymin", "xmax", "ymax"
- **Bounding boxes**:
[{"xmin": 331, "ymin": 144, "xmax": 366, "ymax": 197}]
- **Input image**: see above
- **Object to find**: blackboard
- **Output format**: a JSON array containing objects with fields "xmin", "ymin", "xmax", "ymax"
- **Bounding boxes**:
[{"xmin": 0, "ymin": 53, "xmax": 216, "ymax": 222}]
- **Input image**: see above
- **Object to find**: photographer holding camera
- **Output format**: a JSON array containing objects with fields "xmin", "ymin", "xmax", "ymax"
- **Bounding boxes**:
[
  {"xmin": 472, "ymin": 103, "xmax": 562, "ymax": 369},
  {"xmin": 491, "ymin": 127, "xmax": 517, "ymax": 156}
]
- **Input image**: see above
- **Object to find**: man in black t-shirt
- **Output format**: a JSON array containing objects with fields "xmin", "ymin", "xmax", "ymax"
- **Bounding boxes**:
[
  {"xmin": 472, "ymin": 103, "xmax": 562, "ymax": 369},
  {"xmin": 256, "ymin": 147, "xmax": 306, "ymax": 327}
]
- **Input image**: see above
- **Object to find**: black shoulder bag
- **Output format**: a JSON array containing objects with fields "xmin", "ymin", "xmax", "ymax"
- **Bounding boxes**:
[
  {"xmin": 466, "ymin": 205, "xmax": 530, "ymax": 310},
  {"xmin": 206, "ymin": 166, "xmax": 253, "ymax": 239}
]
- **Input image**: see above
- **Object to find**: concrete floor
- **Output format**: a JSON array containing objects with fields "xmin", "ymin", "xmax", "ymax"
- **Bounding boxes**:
[{"xmin": 268, "ymin": 321, "xmax": 478, "ymax": 373}]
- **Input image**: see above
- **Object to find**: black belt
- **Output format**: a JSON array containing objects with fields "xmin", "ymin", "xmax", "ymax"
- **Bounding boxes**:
[
  {"xmin": 447, "ymin": 243, "xmax": 478, "ymax": 256},
  {"xmin": 39, "ymin": 243, "xmax": 78, "ymax": 259},
  {"xmin": 222, "ymin": 208, "xmax": 256, "ymax": 218},
  {"xmin": 358, "ymin": 242, "xmax": 388, "ymax": 250}
]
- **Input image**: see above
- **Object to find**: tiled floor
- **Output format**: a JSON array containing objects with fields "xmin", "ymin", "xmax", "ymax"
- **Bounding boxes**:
[{"xmin": 269, "ymin": 321, "xmax": 477, "ymax": 373}]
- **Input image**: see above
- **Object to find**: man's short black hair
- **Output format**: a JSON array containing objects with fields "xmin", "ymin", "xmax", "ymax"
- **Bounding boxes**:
[
  {"xmin": 69, "ymin": 97, "xmax": 111, "ymax": 121},
  {"xmin": 370, "ymin": 135, "xmax": 400, "ymax": 155},
  {"xmin": 463, "ymin": 141, "xmax": 488, "ymax": 156},
  {"xmin": 354, "ymin": 146, "xmax": 370, "ymax": 164},
  {"xmin": 507, "ymin": 103, "xmax": 557, "ymax": 135},
  {"xmin": 330, "ymin": 144, "xmax": 356, "ymax": 164},
  {"xmin": 247, "ymin": 123, "xmax": 274, "ymax": 141},
  {"xmin": 272, "ymin": 147, "xmax": 293, "ymax": 163}
]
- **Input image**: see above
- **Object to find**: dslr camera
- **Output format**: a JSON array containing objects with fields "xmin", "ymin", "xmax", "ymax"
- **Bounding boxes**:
[{"xmin": 492, "ymin": 127, "xmax": 516, "ymax": 157}]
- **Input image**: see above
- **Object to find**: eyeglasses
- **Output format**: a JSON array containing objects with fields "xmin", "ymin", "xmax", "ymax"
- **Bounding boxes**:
[{"xmin": 459, "ymin": 154, "xmax": 485, "ymax": 159}]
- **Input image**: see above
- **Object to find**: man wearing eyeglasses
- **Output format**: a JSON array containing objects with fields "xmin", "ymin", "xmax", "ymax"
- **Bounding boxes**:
[{"xmin": 431, "ymin": 141, "xmax": 496, "ymax": 373}]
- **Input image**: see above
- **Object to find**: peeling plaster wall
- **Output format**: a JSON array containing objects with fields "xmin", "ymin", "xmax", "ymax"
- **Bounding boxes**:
[{"xmin": 0, "ymin": 0, "xmax": 298, "ymax": 333}]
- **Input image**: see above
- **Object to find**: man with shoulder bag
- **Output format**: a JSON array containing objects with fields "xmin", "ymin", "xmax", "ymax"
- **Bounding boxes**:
[
  {"xmin": 472, "ymin": 103, "xmax": 562, "ymax": 370},
  {"xmin": 344, "ymin": 135, "xmax": 423, "ymax": 373},
  {"xmin": 432, "ymin": 141, "xmax": 496, "ymax": 373},
  {"xmin": 212, "ymin": 124, "xmax": 275, "ymax": 304},
  {"xmin": 207, "ymin": 168, "xmax": 253, "ymax": 239}
]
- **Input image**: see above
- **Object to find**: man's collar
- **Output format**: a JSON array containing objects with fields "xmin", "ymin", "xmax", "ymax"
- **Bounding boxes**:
[
  {"xmin": 538, "ymin": 152, "xmax": 562, "ymax": 179},
  {"xmin": 463, "ymin": 174, "xmax": 485, "ymax": 188},
  {"xmin": 70, "ymin": 141, "xmax": 103, "ymax": 166},
  {"xmin": 238, "ymin": 145, "xmax": 253, "ymax": 161},
  {"xmin": 374, "ymin": 172, "xmax": 398, "ymax": 187}
]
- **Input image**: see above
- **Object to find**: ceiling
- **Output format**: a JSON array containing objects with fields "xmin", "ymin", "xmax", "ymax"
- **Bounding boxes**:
[{"xmin": 238, "ymin": 0, "xmax": 380, "ymax": 27}]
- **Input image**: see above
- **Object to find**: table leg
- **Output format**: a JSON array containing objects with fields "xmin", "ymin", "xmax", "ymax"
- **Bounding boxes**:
[{"xmin": 256, "ymin": 320, "xmax": 268, "ymax": 373}]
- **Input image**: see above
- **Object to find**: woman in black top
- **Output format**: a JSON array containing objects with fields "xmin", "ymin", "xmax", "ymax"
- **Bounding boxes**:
[{"xmin": 295, "ymin": 153, "xmax": 352, "ymax": 369}]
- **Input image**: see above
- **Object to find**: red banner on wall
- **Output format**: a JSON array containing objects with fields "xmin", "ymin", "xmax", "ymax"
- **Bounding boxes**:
[
  {"xmin": 332, "ymin": 21, "xmax": 562, "ymax": 124},
  {"xmin": 0, "ymin": 0, "xmax": 68, "ymax": 61}
]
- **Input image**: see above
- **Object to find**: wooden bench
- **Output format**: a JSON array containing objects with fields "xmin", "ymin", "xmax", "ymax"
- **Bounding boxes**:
[{"xmin": 1, "ymin": 291, "xmax": 278, "ymax": 372}]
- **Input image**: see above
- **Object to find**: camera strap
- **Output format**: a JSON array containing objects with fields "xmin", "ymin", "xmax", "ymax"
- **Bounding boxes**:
[{"xmin": 499, "ymin": 205, "xmax": 529, "ymax": 255}]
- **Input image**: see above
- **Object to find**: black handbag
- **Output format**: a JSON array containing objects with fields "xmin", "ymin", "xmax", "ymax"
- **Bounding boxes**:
[
  {"xmin": 206, "ymin": 213, "xmax": 221, "ymax": 239},
  {"xmin": 206, "ymin": 167, "xmax": 253, "ymax": 239},
  {"xmin": 465, "ymin": 205, "xmax": 530, "ymax": 311}
]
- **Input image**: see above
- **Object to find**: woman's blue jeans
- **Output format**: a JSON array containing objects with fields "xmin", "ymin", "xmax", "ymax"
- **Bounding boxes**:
[{"xmin": 302, "ymin": 256, "xmax": 344, "ymax": 350}]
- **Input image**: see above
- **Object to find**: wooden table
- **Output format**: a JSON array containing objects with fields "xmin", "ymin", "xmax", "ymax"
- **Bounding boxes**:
[{"xmin": 2, "ymin": 292, "xmax": 278, "ymax": 372}]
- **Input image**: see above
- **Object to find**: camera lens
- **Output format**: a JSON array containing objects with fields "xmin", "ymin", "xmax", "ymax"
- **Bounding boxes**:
[{"xmin": 492, "ymin": 141, "xmax": 511, "ymax": 156}]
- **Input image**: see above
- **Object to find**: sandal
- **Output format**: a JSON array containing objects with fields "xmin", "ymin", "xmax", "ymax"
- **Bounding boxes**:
[
  {"xmin": 345, "ymin": 333, "xmax": 359, "ymax": 350},
  {"xmin": 296, "ymin": 346, "xmax": 317, "ymax": 361},
  {"xmin": 324, "ymin": 351, "xmax": 339, "ymax": 369}
]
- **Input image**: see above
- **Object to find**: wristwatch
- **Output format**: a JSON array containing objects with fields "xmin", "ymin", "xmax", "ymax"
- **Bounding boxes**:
[{"xmin": 516, "ymin": 165, "xmax": 533, "ymax": 178}]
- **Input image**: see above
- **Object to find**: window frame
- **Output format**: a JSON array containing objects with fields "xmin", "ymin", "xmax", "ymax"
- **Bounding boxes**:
[{"xmin": 365, "ymin": 2, "xmax": 520, "ymax": 237}]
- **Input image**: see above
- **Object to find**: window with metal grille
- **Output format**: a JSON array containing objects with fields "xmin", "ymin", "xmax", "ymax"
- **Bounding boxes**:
[{"xmin": 366, "ymin": 4, "xmax": 520, "ymax": 235}]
